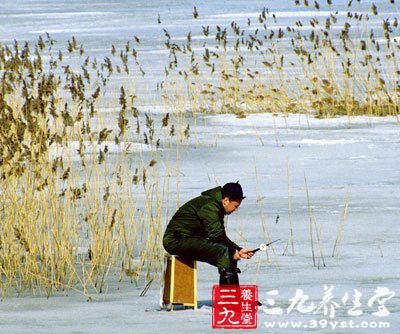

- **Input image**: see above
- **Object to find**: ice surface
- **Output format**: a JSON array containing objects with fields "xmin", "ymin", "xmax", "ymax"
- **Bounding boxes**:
[{"xmin": 2, "ymin": 112, "xmax": 398, "ymax": 333}]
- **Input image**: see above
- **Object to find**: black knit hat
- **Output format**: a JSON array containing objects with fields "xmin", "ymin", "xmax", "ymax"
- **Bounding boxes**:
[{"xmin": 222, "ymin": 182, "xmax": 246, "ymax": 200}]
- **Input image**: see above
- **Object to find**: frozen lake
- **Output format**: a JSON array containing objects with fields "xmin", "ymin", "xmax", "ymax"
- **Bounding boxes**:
[
  {"xmin": 0, "ymin": 0, "xmax": 399, "ymax": 333},
  {"xmin": 1, "ymin": 113, "xmax": 399, "ymax": 333}
]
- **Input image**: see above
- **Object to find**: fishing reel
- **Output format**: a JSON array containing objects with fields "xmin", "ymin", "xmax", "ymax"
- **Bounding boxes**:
[{"xmin": 251, "ymin": 239, "xmax": 280, "ymax": 253}]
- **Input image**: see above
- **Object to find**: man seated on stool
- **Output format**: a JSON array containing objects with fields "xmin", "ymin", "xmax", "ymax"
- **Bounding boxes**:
[{"xmin": 163, "ymin": 182, "xmax": 254, "ymax": 285}]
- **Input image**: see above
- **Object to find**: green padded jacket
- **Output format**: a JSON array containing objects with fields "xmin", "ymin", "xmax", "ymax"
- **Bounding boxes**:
[{"xmin": 163, "ymin": 186, "xmax": 241, "ymax": 251}]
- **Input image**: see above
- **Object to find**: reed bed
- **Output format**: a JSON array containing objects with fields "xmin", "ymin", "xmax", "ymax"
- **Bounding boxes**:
[
  {"xmin": 0, "ymin": 36, "xmax": 184, "ymax": 298},
  {"xmin": 160, "ymin": 1, "xmax": 399, "ymax": 118}
]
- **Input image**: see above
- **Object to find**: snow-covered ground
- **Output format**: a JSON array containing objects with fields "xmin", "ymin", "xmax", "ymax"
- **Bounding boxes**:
[{"xmin": 1, "ymin": 113, "xmax": 399, "ymax": 333}]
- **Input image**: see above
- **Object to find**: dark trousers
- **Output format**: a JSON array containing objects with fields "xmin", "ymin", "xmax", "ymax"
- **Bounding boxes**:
[{"xmin": 163, "ymin": 235, "xmax": 236, "ymax": 270}]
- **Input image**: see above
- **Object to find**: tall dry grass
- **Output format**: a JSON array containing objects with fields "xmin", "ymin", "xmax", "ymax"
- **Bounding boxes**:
[
  {"xmin": 0, "ymin": 37, "xmax": 186, "ymax": 298},
  {"xmin": 159, "ymin": 1, "xmax": 399, "ymax": 118}
]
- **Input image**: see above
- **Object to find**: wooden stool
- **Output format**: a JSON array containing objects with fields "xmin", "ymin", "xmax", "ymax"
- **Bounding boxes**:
[{"xmin": 161, "ymin": 255, "xmax": 197, "ymax": 310}]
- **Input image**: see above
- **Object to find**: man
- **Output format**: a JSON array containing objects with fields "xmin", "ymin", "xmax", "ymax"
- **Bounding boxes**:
[{"xmin": 163, "ymin": 182, "xmax": 254, "ymax": 285}]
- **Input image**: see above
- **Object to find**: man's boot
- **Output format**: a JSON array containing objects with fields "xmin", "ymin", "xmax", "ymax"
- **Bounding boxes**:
[{"xmin": 219, "ymin": 268, "xmax": 241, "ymax": 285}]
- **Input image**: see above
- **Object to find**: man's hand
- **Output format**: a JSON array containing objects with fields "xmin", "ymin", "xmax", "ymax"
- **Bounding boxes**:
[
  {"xmin": 239, "ymin": 248, "xmax": 254, "ymax": 259},
  {"xmin": 233, "ymin": 249, "xmax": 254, "ymax": 260}
]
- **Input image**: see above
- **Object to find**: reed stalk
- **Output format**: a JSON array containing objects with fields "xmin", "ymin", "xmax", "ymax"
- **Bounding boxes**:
[
  {"xmin": 332, "ymin": 191, "xmax": 350, "ymax": 258},
  {"xmin": 283, "ymin": 159, "xmax": 295, "ymax": 256}
]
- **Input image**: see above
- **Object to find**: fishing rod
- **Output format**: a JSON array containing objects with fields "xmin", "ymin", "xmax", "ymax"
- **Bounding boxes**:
[{"xmin": 251, "ymin": 239, "xmax": 280, "ymax": 253}]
